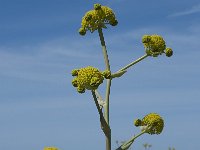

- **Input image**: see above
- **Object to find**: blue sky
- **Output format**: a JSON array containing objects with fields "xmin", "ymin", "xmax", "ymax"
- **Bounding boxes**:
[{"xmin": 0, "ymin": 0, "xmax": 200, "ymax": 150}]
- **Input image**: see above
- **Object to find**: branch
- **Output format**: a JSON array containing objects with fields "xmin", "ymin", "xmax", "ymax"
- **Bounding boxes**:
[
  {"xmin": 98, "ymin": 27, "xmax": 110, "ymax": 71},
  {"xmin": 95, "ymin": 90, "xmax": 105, "ymax": 109},
  {"xmin": 118, "ymin": 54, "xmax": 148, "ymax": 72},
  {"xmin": 91, "ymin": 90, "xmax": 111, "ymax": 137},
  {"xmin": 116, "ymin": 131, "xmax": 146, "ymax": 150},
  {"xmin": 111, "ymin": 70, "xmax": 127, "ymax": 79}
]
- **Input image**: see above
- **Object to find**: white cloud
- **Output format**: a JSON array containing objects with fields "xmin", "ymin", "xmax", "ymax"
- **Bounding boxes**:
[{"xmin": 169, "ymin": 3, "xmax": 200, "ymax": 17}]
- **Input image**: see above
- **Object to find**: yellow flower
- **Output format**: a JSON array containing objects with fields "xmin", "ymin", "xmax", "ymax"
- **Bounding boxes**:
[
  {"xmin": 142, "ymin": 34, "xmax": 167, "ymax": 57},
  {"xmin": 134, "ymin": 113, "xmax": 164, "ymax": 135},
  {"xmin": 71, "ymin": 66, "xmax": 105, "ymax": 93},
  {"xmin": 79, "ymin": 3, "xmax": 118, "ymax": 35},
  {"xmin": 43, "ymin": 147, "xmax": 59, "ymax": 150},
  {"xmin": 142, "ymin": 113, "xmax": 164, "ymax": 135}
]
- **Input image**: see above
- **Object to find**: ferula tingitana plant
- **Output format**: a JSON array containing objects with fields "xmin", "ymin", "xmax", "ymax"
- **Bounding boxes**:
[{"xmin": 71, "ymin": 3, "xmax": 173, "ymax": 150}]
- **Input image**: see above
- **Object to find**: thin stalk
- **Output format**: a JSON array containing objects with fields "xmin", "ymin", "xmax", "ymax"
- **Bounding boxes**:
[
  {"xmin": 105, "ymin": 78, "xmax": 111, "ymax": 150},
  {"xmin": 98, "ymin": 27, "xmax": 111, "ymax": 150},
  {"xmin": 98, "ymin": 27, "xmax": 110, "ymax": 71},
  {"xmin": 116, "ymin": 130, "xmax": 146, "ymax": 150},
  {"xmin": 95, "ymin": 90, "xmax": 104, "ymax": 102},
  {"xmin": 91, "ymin": 90, "xmax": 111, "ymax": 137},
  {"xmin": 95, "ymin": 90, "xmax": 105, "ymax": 109},
  {"xmin": 118, "ymin": 54, "xmax": 148, "ymax": 72},
  {"xmin": 91, "ymin": 90, "xmax": 104, "ymax": 118}
]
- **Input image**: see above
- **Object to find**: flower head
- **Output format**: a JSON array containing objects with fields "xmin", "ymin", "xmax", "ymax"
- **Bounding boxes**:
[
  {"xmin": 71, "ymin": 66, "xmax": 105, "ymax": 93},
  {"xmin": 142, "ymin": 34, "xmax": 173, "ymax": 57},
  {"xmin": 134, "ymin": 113, "xmax": 164, "ymax": 135},
  {"xmin": 79, "ymin": 3, "xmax": 118, "ymax": 35},
  {"xmin": 142, "ymin": 113, "xmax": 164, "ymax": 134}
]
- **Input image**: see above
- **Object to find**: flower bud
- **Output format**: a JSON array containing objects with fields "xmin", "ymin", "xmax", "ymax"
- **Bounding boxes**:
[
  {"xmin": 110, "ymin": 20, "xmax": 118, "ymax": 26},
  {"xmin": 94, "ymin": 3, "xmax": 102, "ymax": 10},
  {"xmin": 79, "ymin": 28, "xmax": 86, "ymax": 36},
  {"xmin": 142, "ymin": 35, "xmax": 151, "ymax": 43},
  {"xmin": 77, "ymin": 86, "xmax": 85, "ymax": 93},
  {"xmin": 165, "ymin": 47, "xmax": 173, "ymax": 57},
  {"xmin": 71, "ymin": 69, "xmax": 79, "ymax": 76},
  {"xmin": 72, "ymin": 78, "xmax": 78, "ymax": 87},
  {"xmin": 134, "ymin": 119, "xmax": 142, "ymax": 127},
  {"xmin": 102, "ymin": 70, "xmax": 111, "ymax": 79}
]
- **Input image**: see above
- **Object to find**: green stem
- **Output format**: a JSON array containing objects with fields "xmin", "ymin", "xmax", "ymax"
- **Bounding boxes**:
[
  {"xmin": 116, "ymin": 130, "xmax": 146, "ymax": 150},
  {"xmin": 118, "ymin": 54, "xmax": 148, "ymax": 72},
  {"xmin": 95, "ymin": 90, "xmax": 105, "ymax": 108},
  {"xmin": 98, "ymin": 28, "xmax": 110, "ymax": 71},
  {"xmin": 91, "ymin": 90, "xmax": 104, "ymax": 118},
  {"xmin": 91, "ymin": 90, "xmax": 111, "ymax": 137},
  {"xmin": 98, "ymin": 27, "xmax": 111, "ymax": 150}
]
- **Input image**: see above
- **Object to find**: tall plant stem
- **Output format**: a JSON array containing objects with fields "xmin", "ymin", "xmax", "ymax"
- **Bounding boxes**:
[{"xmin": 98, "ymin": 27, "xmax": 111, "ymax": 150}]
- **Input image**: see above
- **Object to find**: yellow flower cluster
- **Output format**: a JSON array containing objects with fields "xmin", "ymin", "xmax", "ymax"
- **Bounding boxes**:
[
  {"xmin": 79, "ymin": 3, "xmax": 118, "ymax": 35},
  {"xmin": 71, "ymin": 66, "xmax": 110, "ymax": 93},
  {"xmin": 43, "ymin": 147, "xmax": 58, "ymax": 150},
  {"xmin": 134, "ymin": 113, "xmax": 164, "ymax": 135},
  {"xmin": 142, "ymin": 34, "xmax": 173, "ymax": 57}
]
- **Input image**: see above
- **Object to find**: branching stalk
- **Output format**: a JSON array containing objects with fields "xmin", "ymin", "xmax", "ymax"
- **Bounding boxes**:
[
  {"xmin": 118, "ymin": 54, "xmax": 148, "ymax": 72},
  {"xmin": 116, "ymin": 130, "xmax": 146, "ymax": 150}
]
